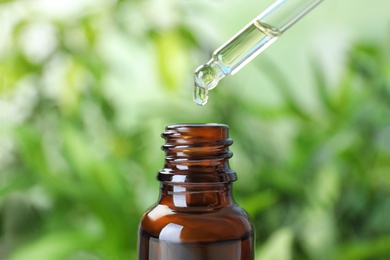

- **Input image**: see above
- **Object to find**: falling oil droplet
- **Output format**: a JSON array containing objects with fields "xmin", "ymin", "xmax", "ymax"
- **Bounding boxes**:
[{"xmin": 193, "ymin": 83, "xmax": 209, "ymax": 106}]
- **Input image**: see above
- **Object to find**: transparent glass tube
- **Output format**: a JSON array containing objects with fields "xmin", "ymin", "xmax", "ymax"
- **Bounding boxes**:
[{"xmin": 193, "ymin": 0, "xmax": 323, "ymax": 105}]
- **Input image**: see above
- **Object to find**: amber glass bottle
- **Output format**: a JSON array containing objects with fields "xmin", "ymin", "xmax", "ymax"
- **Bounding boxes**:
[{"xmin": 138, "ymin": 124, "xmax": 254, "ymax": 260}]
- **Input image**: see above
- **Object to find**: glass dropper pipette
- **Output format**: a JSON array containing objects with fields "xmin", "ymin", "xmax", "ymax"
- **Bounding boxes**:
[{"xmin": 193, "ymin": 0, "xmax": 323, "ymax": 105}]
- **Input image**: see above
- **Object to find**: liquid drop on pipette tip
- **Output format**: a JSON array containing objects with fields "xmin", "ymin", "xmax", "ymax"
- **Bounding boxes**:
[{"xmin": 193, "ymin": 64, "xmax": 219, "ymax": 106}]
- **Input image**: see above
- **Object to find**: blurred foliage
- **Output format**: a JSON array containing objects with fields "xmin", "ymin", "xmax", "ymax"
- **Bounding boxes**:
[{"xmin": 1, "ymin": 0, "xmax": 390, "ymax": 259}]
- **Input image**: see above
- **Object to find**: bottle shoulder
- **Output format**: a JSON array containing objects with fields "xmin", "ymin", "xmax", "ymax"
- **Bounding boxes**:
[{"xmin": 139, "ymin": 204, "xmax": 253, "ymax": 242}]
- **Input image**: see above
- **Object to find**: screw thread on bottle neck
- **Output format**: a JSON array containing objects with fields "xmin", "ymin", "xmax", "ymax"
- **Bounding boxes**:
[{"xmin": 158, "ymin": 124, "xmax": 237, "ymax": 183}]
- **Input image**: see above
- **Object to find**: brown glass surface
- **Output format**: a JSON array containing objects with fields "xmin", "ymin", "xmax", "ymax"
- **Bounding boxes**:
[{"xmin": 138, "ymin": 124, "xmax": 254, "ymax": 260}]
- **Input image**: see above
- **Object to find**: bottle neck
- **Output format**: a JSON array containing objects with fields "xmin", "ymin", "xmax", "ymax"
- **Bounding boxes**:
[
  {"xmin": 157, "ymin": 124, "xmax": 237, "ymax": 209},
  {"xmin": 158, "ymin": 182, "xmax": 235, "ymax": 209},
  {"xmin": 158, "ymin": 124, "xmax": 237, "ymax": 183}
]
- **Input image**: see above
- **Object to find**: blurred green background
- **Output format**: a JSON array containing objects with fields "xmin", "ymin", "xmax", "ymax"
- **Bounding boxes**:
[{"xmin": 1, "ymin": 0, "xmax": 390, "ymax": 259}]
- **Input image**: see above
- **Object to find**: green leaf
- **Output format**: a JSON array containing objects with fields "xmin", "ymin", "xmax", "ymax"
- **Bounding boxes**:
[
  {"xmin": 240, "ymin": 190, "xmax": 278, "ymax": 217},
  {"xmin": 338, "ymin": 234, "xmax": 390, "ymax": 260},
  {"xmin": 310, "ymin": 58, "xmax": 335, "ymax": 114},
  {"xmin": 255, "ymin": 58, "xmax": 311, "ymax": 121},
  {"xmin": 152, "ymin": 28, "xmax": 190, "ymax": 92},
  {"xmin": 256, "ymin": 228, "xmax": 294, "ymax": 260},
  {"xmin": 10, "ymin": 231, "xmax": 97, "ymax": 260},
  {"xmin": 0, "ymin": 0, "xmax": 15, "ymax": 4}
]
